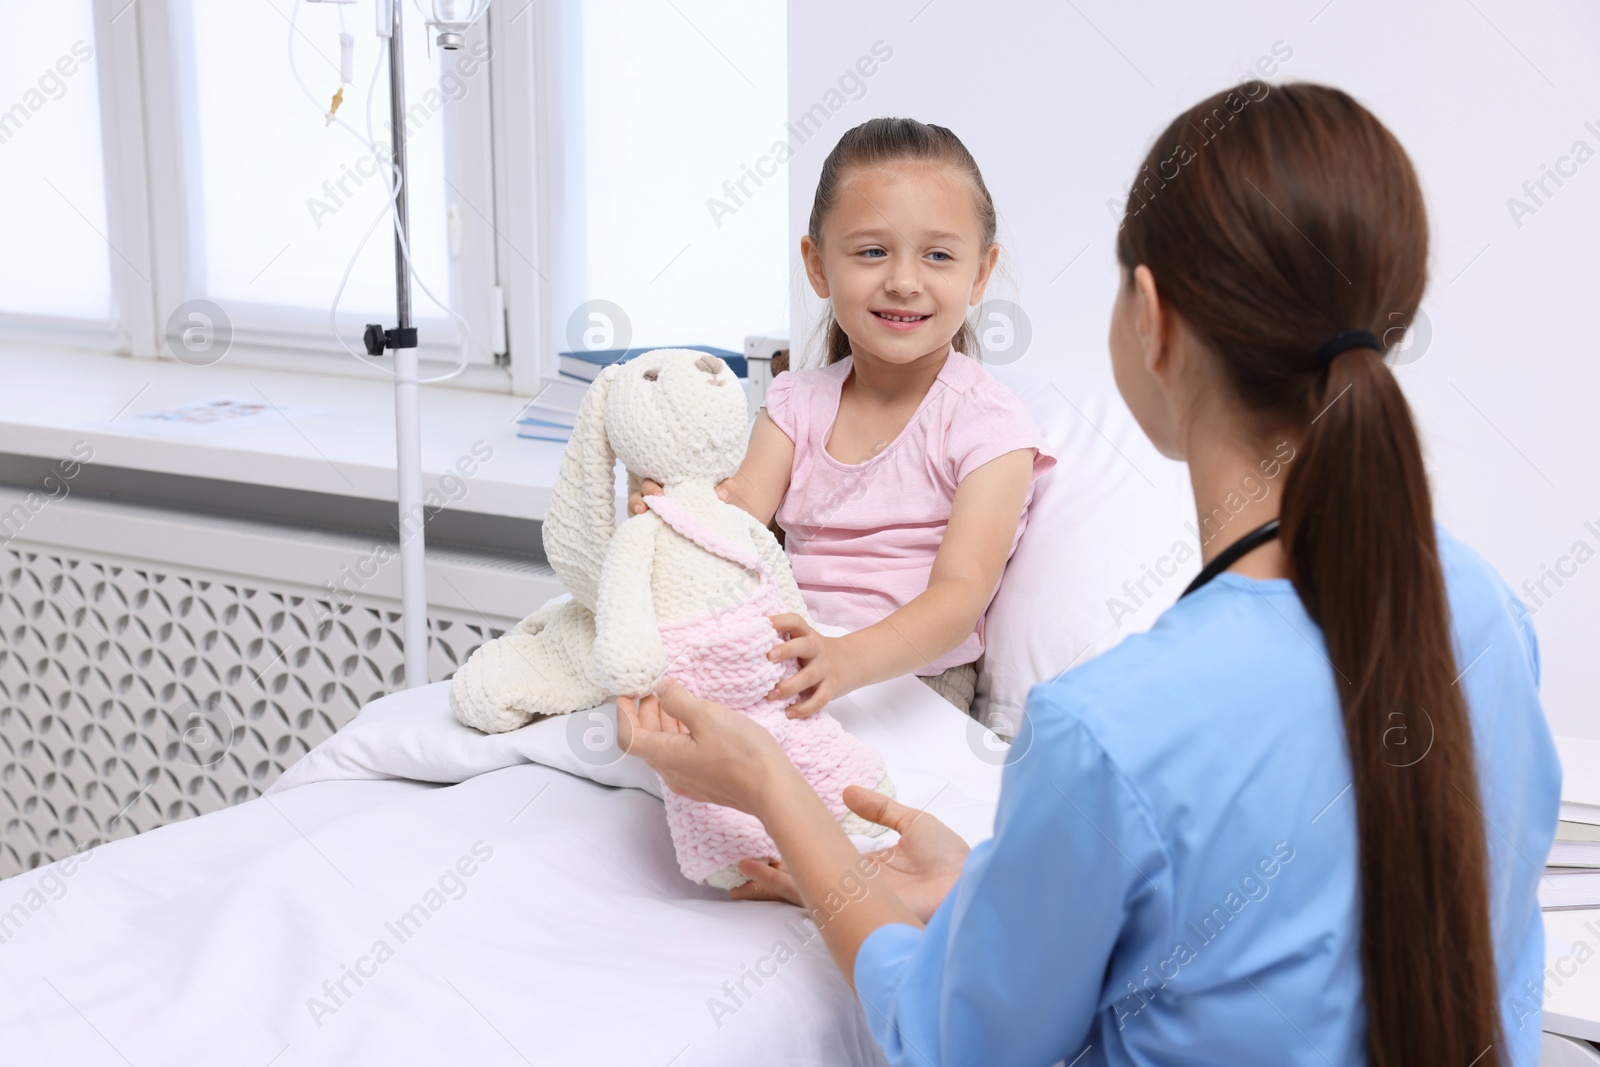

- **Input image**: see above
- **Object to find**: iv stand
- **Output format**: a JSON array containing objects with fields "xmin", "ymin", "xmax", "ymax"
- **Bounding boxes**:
[{"xmin": 363, "ymin": 1, "xmax": 429, "ymax": 689}]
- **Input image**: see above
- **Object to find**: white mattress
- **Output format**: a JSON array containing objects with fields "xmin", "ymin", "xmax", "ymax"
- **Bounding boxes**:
[{"xmin": 0, "ymin": 673, "xmax": 1002, "ymax": 1066}]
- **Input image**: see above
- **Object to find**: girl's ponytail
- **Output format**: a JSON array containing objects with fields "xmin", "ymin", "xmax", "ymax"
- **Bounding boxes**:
[
  {"xmin": 824, "ymin": 316, "xmax": 852, "ymax": 364},
  {"xmin": 807, "ymin": 117, "xmax": 996, "ymax": 365},
  {"xmin": 1118, "ymin": 83, "xmax": 1504, "ymax": 1067}
]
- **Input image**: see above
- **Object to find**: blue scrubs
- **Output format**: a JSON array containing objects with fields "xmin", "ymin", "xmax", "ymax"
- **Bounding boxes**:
[{"xmin": 855, "ymin": 530, "xmax": 1561, "ymax": 1066}]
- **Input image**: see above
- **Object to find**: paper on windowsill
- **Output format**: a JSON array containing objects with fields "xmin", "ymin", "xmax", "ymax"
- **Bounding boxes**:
[{"xmin": 85, "ymin": 395, "xmax": 337, "ymax": 440}]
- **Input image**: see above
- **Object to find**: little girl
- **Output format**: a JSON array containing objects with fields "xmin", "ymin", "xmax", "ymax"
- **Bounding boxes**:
[{"xmin": 636, "ymin": 118, "xmax": 1053, "ymax": 716}]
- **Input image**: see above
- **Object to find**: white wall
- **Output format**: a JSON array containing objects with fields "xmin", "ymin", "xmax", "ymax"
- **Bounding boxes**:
[
  {"xmin": 547, "ymin": 0, "xmax": 789, "ymax": 354},
  {"xmin": 788, "ymin": 0, "xmax": 1600, "ymax": 740}
]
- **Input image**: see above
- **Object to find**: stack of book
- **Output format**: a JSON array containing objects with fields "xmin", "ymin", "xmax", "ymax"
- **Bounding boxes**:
[
  {"xmin": 518, "ymin": 345, "xmax": 749, "ymax": 443},
  {"xmin": 1541, "ymin": 735, "xmax": 1600, "ymax": 911},
  {"xmin": 514, "ymin": 378, "xmax": 588, "ymax": 444},
  {"xmin": 558, "ymin": 345, "xmax": 746, "ymax": 383}
]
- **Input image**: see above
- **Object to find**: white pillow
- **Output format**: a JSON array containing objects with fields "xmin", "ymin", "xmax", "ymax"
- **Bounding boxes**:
[{"xmin": 974, "ymin": 384, "xmax": 1197, "ymax": 732}]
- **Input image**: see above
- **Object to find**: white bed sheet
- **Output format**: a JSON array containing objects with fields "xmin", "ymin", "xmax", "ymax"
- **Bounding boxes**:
[{"xmin": 0, "ymin": 673, "xmax": 1004, "ymax": 1066}]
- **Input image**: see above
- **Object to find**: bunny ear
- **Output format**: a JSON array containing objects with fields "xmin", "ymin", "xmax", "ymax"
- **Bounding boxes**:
[{"xmin": 542, "ymin": 364, "xmax": 622, "ymax": 612}]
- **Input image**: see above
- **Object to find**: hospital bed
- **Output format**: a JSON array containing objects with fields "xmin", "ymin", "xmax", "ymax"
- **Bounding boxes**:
[
  {"xmin": 0, "ymin": 379, "xmax": 1587, "ymax": 1063},
  {"xmin": 0, "ymin": 384, "xmax": 1185, "ymax": 1065},
  {"xmin": 0, "ymin": 668, "xmax": 1001, "ymax": 1066}
]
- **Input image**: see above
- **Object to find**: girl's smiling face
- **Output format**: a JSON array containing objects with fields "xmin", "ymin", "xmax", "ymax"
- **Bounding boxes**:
[{"xmin": 802, "ymin": 162, "xmax": 998, "ymax": 368}]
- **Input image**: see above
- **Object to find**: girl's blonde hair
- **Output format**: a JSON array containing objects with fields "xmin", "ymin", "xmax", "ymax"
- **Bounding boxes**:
[{"xmin": 808, "ymin": 117, "xmax": 997, "ymax": 364}]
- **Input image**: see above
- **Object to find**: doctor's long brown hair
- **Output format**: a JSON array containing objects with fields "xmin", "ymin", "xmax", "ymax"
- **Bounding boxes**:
[{"xmin": 1118, "ymin": 83, "xmax": 1502, "ymax": 1066}]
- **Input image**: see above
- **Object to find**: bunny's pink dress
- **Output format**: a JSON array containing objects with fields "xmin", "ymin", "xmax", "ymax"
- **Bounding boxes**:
[{"xmin": 643, "ymin": 495, "xmax": 888, "ymax": 885}]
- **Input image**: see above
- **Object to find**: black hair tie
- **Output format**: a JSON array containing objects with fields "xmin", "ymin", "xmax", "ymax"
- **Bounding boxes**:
[{"xmin": 1316, "ymin": 329, "xmax": 1380, "ymax": 368}]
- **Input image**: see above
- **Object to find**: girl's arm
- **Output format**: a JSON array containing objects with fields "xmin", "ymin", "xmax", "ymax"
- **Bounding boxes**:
[
  {"xmin": 628, "ymin": 409, "xmax": 794, "ymax": 524},
  {"xmin": 770, "ymin": 448, "xmax": 1035, "ymax": 716},
  {"xmin": 724, "ymin": 410, "xmax": 794, "ymax": 525}
]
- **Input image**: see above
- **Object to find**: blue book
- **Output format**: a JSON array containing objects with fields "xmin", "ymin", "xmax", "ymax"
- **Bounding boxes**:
[
  {"xmin": 516, "ymin": 426, "xmax": 572, "ymax": 444},
  {"xmin": 511, "ymin": 379, "xmax": 587, "ymax": 429},
  {"xmin": 558, "ymin": 345, "xmax": 746, "ymax": 382}
]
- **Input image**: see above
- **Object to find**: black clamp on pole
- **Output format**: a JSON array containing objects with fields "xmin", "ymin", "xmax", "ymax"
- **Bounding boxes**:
[{"xmin": 363, "ymin": 324, "xmax": 419, "ymax": 356}]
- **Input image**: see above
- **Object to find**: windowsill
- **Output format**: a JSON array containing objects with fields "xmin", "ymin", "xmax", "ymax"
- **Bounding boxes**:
[{"xmin": 0, "ymin": 344, "xmax": 567, "ymax": 523}]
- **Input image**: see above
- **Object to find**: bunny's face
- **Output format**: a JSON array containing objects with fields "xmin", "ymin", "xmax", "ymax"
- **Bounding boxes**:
[{"xmin": 604, "ymin": 349, "xmax": 749, "ymax": 486}]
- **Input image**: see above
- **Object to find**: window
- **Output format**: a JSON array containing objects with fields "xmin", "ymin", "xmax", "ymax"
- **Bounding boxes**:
[
  {"xmin": 0, "ymin": 1, "xmax": 112, "ymax": 327},
  {"xmin": 169, "ymin": 0, "xmax": 496, "ymax": 368},
  {"xmin": 547, "ymin": 0, "xmax": 789, "ymax": 355},
  {"xmin": 0, "ymin": 0, "xmax": 789, "ymax": 389},
  {"xmin": 183, "ymin": 1, "xmax": 452, "ymax": 324}
]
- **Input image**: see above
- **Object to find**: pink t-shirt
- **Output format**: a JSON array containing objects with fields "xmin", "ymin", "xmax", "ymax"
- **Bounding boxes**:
[{"xmin": 763, "ymin": 351, "xmax": 1055, "ymax": 675}]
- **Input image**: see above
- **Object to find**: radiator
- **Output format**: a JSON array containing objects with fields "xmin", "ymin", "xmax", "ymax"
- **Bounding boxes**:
[{"xmin": 0, "ymin": 488, "xmax": 561, "ymax": 878}]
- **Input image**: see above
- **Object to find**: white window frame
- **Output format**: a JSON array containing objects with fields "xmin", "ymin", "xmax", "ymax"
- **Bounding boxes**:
[
  {"xmin": 0, "ymin": 3, "xmax": 133, "ymax": 356},
  {"xmin": 485, "ymin": 0, "xmax": 554, "ymax": 396},
  {"xmin": 0, "ymin": 0, "xmax": 557, "ymax": 394},
  {"xmin": 0, "ymin": 0, "xmax": 761, "ymax": 397}
]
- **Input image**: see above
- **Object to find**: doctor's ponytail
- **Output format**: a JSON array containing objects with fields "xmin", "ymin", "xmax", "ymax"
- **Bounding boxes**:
[{"xmin": 1117, "ymin": 83, "xmax": 1503, "ymax": 1067}]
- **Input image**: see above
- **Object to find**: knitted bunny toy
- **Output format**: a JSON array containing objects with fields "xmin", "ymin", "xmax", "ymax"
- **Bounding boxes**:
[{"xmin": 449, "ymin": 349, "xmax": 892, "ymax": 889}]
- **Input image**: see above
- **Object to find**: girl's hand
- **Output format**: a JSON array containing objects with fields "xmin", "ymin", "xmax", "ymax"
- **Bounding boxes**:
[
  {"xmin": 616, "ymin": 682, "xmax": 794, "ymax": 816},
  {"xmin": 767, "ymin": 614, "xmax": 851, "ymax": 718},
  {"xmin": 731, "ymin": 785, "xmax": 970, "ymax": 922},
  {"xmin": 628, "ymin": 477, "xmax": 736, "ymax": 515}
]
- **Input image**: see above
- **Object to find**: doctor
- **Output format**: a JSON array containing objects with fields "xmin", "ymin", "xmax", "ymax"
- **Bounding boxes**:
[{"xmin": 618, "ymin": 82, "xmax": 1560, "ymax": 1067}]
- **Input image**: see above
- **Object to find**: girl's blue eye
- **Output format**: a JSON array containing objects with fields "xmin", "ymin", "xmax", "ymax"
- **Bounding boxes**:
[
  {"xmin": 861, "ymin": 248, "xmax": 886, "ymax": 258},
  {"xmin": 928, "ymin": 251, "xmax": 951, "ymax": 262}
]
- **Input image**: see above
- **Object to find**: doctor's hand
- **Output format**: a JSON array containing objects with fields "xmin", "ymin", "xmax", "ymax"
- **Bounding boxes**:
[
  {"xmin": 616, "ymin": 682, "xmax": 793, "ymax": 817},
  {"xmin": 731, "ymin": 786, "xmax": 970, "ymax": 922}
]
